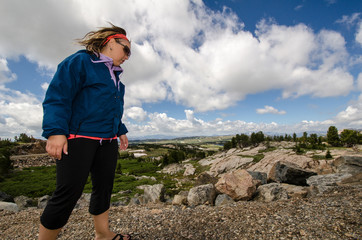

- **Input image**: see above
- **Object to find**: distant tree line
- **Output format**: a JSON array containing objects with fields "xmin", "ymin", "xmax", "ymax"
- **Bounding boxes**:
[
  {"xmin": 223, "ymin": 126, "xmax": 362, "ymax": 151},
  {"xmin": 160, "ymin": 145, "xmax": 215, "ymax": 167}
]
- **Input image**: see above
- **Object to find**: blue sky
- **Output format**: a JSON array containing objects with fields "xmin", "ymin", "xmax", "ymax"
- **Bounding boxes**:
[{"xmin": 0, "ymin": 0, "xmax": 361, "ymax": 140}]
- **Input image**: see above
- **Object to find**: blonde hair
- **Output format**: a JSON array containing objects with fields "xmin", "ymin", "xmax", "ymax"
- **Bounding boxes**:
[{"xmin": 77, "ymin": 22, "xmax": 127, "ymax": 54}]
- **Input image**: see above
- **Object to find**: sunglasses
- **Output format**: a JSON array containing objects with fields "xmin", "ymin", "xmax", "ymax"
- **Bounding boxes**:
[{"xmin": 115, "ymin": 39, "xmax": 131, "ymax": 57}]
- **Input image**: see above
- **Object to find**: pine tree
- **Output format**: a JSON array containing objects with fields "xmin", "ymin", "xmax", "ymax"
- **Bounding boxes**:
[{"xmin": 327, "ymin": 126, "xmax": 340, "ymax": 147}]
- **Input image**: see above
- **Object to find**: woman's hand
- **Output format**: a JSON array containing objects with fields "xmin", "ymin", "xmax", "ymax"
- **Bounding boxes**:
[
  {"xmin": 119, "ymin": 134, "xmax": 128, "ymax": 151},
  {"xmin": 46, "ymin": 135, "xmax": 68, "ymax": 160}
]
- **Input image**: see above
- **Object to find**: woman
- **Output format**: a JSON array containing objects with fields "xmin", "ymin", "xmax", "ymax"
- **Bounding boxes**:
[{"xmin": 39, "ymin": 23, "xmax": 131, "ymax": 240}]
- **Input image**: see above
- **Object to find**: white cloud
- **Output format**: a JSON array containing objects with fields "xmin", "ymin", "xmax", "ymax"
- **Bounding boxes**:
[
  {"xmin": 334, "ymin": 94, "xmax": 362, "ymax": 127},
  {"xmin": 256, "ymin": 105, "xmax": 286, "ymax": 115},
  {"xmin": 41, "ymin": 82, "xmax": 49, "ymax": 91},
  {"xmin": 0, "ymin": 86, "xmax": 43, "ymax": 138},
  {"xmin": 0, "ymin": 0, "xmax": 355, "ymax": 113},
  {"xmin": 336, "ymin": 13, "xmax": 361, "ymax": 26},
  {"xmin": 0, "ymin": 0, "xmax": 360, "ymax": 139},
  {"xmin": 356, "ymin": 21, "xmax": 362, "ymax": 46},
  {"xmin": 0, "ymin": 58, "xmax": 17, "ymax": 84},
  {"xmin": 125, "ymin": 107, "xmax": 148, "ymax": 122},
  {"xmin": 125, "ymin": 110, "xmax": 336, "ymax": 139}
]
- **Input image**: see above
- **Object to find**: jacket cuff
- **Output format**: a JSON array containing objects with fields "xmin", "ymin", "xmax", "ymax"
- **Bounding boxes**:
[{"xmin": 117, "ymin": 123, "xmax": 128, "ymax": 136}]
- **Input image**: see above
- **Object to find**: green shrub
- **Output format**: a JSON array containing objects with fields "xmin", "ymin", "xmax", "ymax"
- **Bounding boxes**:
[{"xmin": 325, "ymin": 150, "xmax": 333, "ymax": 159}]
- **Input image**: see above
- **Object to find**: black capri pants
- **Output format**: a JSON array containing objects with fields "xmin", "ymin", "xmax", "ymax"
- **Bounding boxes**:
[{"xmin": 40, "ymin": 137, "xmax": 118, "ymax": 230}]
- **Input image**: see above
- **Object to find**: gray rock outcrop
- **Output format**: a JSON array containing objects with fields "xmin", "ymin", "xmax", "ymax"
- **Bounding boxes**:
[
  {"xmin": 172, "ymin": 191, "xmax": 188, "ymax": 205},
  {"xmin": 0, "ymin": 201, "xmax": 19, "ymax": 212},
  {"xmin": 254, "ymin": 183, "xmax": 289, "ymax": 202},
  {"xmin": 333, "ymin": 156, "xmax": 362, "ymax": 174},
  {"xmin": 214, "ymin": 194, "xmax": 235, "ymax": 206},
  {"xmin": 14, "ymin": 196, "xmax": 35, "ymax": 210},
  {"xmin": 183, "ymin": 164, "xmax": 196, "ymax": 176},
  {"xmin": 269, "ymin": 161, "xmax": 317, "ymax": 186},
  {"xmin": 187, "ymin": 184, "xmax": 216, "ymax": 206},
  {"xmin": 161, "ymin": 163, "xmax": 183, "ymax": 175},
  {"xmin": 137, "ymin": 184, "xmax": 165, "ymax": 203}
]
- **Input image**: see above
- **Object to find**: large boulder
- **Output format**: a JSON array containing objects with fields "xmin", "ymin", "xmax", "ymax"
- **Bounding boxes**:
[
  {"xmin": 172, "ymin": 191, "xmax": 188, "ymax": 205},
  {"xmin": 0, "ymin": 201, "xmax": 19, "ymax": 212},
  {"xmin": 137, "ymin": 184, "xmax": 165, "ymax": 203},
  {"xmin": 215, "ymin": 169, "xmax": 260, "ymax": 201},
  {"xmin": 280, "ymin": 183, "xmax": 309, "ymax": 198},
  {"xmin": 307, "ymin": 173, "xmax": 353, "ymax": 187},
  {"xmin": 254, "ymin": 183, "xmax": 289, "ymax": 202},
  {"xmin": 14, "ymin": 196, "xmax": 35, "ymax": 210},
  {"xmin": 161, "ymin": 163, "xmax": 183, "ymax": 175},
  {"xmin": 183, "ymin": 164, "xmax": 196, "ymax": 176},
  {"xmin": 269, "ymin": 161, "xmax": 316, "ymax": 186},
  {"xmin": 187, "ymin": 184, "xmax": 216, "ymax": 206},
  {"xmin": 214, "ymin": 194, "xmax": 235, "ymax": 206},
  {"xmin": 338, "ymin": 172, "xmax": 362, "ymax": 186},
  {"xmin": 248, "ymin": 171, "xmax": 267, "ymax": 185},
  {"xmin": 333, "ymin": 156, "xmax": 362, "ymax": 175},
  {"xmin": 307, "ymin": 173, "xmax": 353, "ymax": 195}
]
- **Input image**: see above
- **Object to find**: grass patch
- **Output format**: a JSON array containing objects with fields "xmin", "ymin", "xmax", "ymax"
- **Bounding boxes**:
[
  {"xmin": 258, "ymin": 146, "xmax": 277, "ymax": 153},
  {"xmin": 312, "ymin": 155, "xmax": 327, "ymax": 160},
  {"xmin": 117, "ymin": 158, "xmax": 161, "ymax": 176},
  {"xmin": 239, "ymin": 154, "xmax": 265, "ymax": 163},
  {"xmin": 0, "ymin": 166, "xmax": 57, "ymax": 198}
]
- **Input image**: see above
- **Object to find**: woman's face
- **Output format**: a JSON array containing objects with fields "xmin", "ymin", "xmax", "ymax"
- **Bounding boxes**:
[{"xmin": 109, "ymin": 38, "xmax": 131, "ymax": 66}]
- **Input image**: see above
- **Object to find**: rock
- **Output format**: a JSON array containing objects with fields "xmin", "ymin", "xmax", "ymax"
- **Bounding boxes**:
[
  {"xmin": 128, "ymin": 197, "xmax": 141, "ymax": 206},
  {"xmin": 307, "ymin": 173, "xmax": 353, "ymax": 187},
  {"xmin": 134, "ymin": 176, "xmax": 157, "ymax": 181},
  {"xmin": 11, "ymin": 140, "xmax": 46, "ymax": 155},
  {"xmin": 0, "ymin": 201, "xmax": 19, "ymax": 212},
  {"xmin": 306, "ymin": 173, "xmax": 353, "ymax": 195},
  {"xmin": 137, "ymin": 184, "xmax": 165, "ymax": 203},
  {"xmin": 38, "ymin": 195, "xmax": 50, "ymax": 209},
  {"xmin": 0, "ymin": 191, "xmax": 14, "ymax": 202},
  {"xmin": 247, "ymin": 148, "xmax": 313, "ymax": 174},
  {"xmin": 14, "ymin": 196, "xmax": 35, "ymax": 210},
  {"xmin": 280, "ymin": 184, "xmax": 309, "ymax": 198},
  {"xmin": 194, "ymin": 172, "xmax": 218, "ymax": 186},
  {"xmin": 338, "ymin": 172, "xmax": 362, "ymax": 185},
  {"xmin": 254, "ymin": 183, "xmax": 289, "ymax": 202},
  {"xmin": 187, "ymin": 184, "xmax": 216, "ymax": 206},
  {"xmin": 214, "ymin": 194, "xmax": 235, "ymax": 206},
  {"xmin": 269, "ymin": 161, "xmax": 317, "ymax": 186},
  {"xmin": 172, "ymin": 191, "xmax": 188, "ymax": 205},
  {"xmin": 247, "ymin": 171, "xmax": 267, "ymax": 185},
  {"xmin": 111, "ymin": 197, "xmax": 130, "ymax": 206},
  {"xmin": 11, "ymin": 154, "xmax": 55, "ymax": 169},
  {"xmin": 161, "ymin": 163, "xmax": 183, "ymax": 175},
  {"xmin": 183, "ymin": 164, "xmax": 196, "ymax": 176},
  {"xmin": 333, "ymin": 156, "xmax": 362, "ymax": 174},
  {"xmin": 215, "ymin": 169, "xmax": 259, "ymax": 201},
  {"xmin": 209, "ymin": 155, "xmax": 254, "ymax": 176}
]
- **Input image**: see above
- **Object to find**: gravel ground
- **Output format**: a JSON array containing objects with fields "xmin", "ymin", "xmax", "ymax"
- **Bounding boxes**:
[{"xmin": 0, "ymin": 185, "xmax": 361, "ymax": 240}]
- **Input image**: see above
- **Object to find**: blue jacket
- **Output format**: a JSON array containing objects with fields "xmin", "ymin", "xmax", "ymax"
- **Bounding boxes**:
[{"xmin": 42, "ymin": 50, "xmax": 128, "ymax": 139}]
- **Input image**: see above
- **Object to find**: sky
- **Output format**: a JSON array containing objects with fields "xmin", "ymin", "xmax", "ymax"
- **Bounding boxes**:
[{"xmin": 0, "ymin": 0, "xmax": 361, "ymax": 140}]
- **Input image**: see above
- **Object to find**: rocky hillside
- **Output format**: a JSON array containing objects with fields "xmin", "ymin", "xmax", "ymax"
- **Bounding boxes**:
[{"xmin": 0, "ymin": 141, "xmax": 361, "ymax": 239}]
